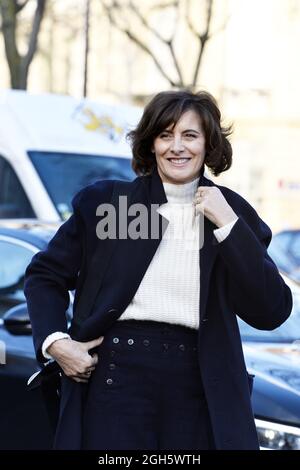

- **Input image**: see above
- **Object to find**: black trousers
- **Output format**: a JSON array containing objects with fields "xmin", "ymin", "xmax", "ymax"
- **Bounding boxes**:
[{"xmin": 82, "ymin": 319, "xmax": 215, "ymax": 450}]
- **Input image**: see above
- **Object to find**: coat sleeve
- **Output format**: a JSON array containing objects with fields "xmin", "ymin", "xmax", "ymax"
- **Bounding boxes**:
[
  {"xmin": 216, "ymin": 211, "xmax": 293, "ymax": 330},
  {"xmin": 24, "ymin": 190, "xmax": 85, "ymax": 362}
]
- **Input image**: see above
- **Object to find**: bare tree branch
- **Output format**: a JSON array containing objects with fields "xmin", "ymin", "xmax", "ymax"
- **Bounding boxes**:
[
  {"xmin": 128, "ymin": 0, "xmax": 167, "ymax": 44},
  {"xmin": 191, "ymin": 0, "xmax": 214, "ymax": 86},
  {"xmin": 168, "ymin": 39, "xmax": 183, "ymax": 85},
  {"xmin": 22, "ymin": 0, "xmax": 47, "ymax": 73},
  {"xmin": 126, "ymin": 29, "xmax": 178, "ymax": 86},
  {"xmin": 185, "ymin": 0, "xmax": 198, "ymax": 38},
  {"xmin": 101, "ymin": 0, "xmax": 219, "ymax": 90},
  {"xmin": 15, "ymin": 0, "xmax": 30, "ymax": 13},
  {"xmin": 150, "ymin": 1, "xmax": 179, "ymax": 11},
  {"xmin": 128, "ymin": 0, "xmax": 183, "ymax": 85},
  {"xmin": 167, "ymin": 1, "xmax": 183, "ymax": 84},
  {"xmin": 211, "ymin": 18, "xmax": 229, "ymax": 37},
  {"xmin": 103, "ymin": 1, "xmax": 179, "ymax": 86},
  {"xmin": 0, "ymin": 0, "xmax": 20, "ymax": 85},
  {"xmin": 0, "ymin": 0, "xmax": 47, "ymax": 88},
  {"xmin": 169, "ymin": 0, "xmax": 179, "ymax": 41}
]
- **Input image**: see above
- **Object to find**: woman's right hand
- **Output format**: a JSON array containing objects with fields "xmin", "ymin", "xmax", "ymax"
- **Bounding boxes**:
[{"xmin": 47, "ymin": 336, "xmax": 104, "ymax": 383}]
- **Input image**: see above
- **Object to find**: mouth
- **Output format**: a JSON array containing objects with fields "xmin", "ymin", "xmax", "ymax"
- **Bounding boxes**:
[{"xmin": 167, "ymin": 158, "xmax": 191, "ymax": 167}]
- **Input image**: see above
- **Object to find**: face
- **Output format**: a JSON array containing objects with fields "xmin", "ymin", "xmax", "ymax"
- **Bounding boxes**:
[{"xmin": 152, "ymin": 109, "xmax": 205, "ymax": 185}]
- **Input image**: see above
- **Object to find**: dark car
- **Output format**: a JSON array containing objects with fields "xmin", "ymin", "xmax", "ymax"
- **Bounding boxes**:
[
  {"xmin": 268, "ymin": 230, "xmax": 300, "ymax": 284},
  {"xmin": 0, "ymin": 225, "xmax": 56, "ymax": 449},
  {"xmin": 239, "ymin": 273, "xmax": 300, "ymax": 450},
  {"xmin": 1, "ymin": 225, "xmax": 300, "ymax": 449}
]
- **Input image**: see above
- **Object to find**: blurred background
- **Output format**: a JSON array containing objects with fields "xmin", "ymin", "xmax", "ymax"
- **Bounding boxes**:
[
  {"xmin": 1, "ymin": 1, "xmax": 300, "ymax": 451},
  {"xmin": 1, "ymin": 0, "xmax": 299, "ymax": 231}
]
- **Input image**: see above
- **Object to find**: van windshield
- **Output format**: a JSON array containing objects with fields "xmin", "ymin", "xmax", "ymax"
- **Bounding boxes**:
[{"xmin": 28, "ymin": 151, "xmax": 135, "ymax": 220}]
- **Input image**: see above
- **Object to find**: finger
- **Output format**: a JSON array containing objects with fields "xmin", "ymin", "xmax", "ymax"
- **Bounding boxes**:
[
  {"xmin": 84, "ymin": 367, "xmax": 95, "ymax": 375},
  {"xmin": 194, "ymin": 201, "xmax": 206, "ymax": 215},
  {"xmin": 73, "ymin": 376, "xmax": 89, "ymax": 383},
  {"xmin": 194, "ymin": 192, "xmax": 206, "ymax": 201},
  {"xmin": 77, "ymin": 369, "xmax": 93, "ymax": 378},
  {"xmin": 193, "ymin": 196, "xmax": 202, "ymax": 205},
  {"xmin": 83, "ymin": 336, "xmax": 104, "ymax": 351},
  {"xmin": 81, "ymin": 371, "xmax": 93, "ymax": 378},
  {"xmin": 196, "ymin": 186, "xmax": 207, "ymax": 194},
  {"xmin": 193, "ymin": 198, "xmax": 205, "ymax": 208},
  {"xmin": 194, "ymin": 196, "xmax": 203, "ymax": 204},
  {"xmin": 90, "ymin": 353, "xmax": 98, "ymax": 366}
]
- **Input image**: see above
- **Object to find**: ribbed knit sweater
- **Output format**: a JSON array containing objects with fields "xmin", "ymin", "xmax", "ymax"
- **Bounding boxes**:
[{"xmin": 119, "ymin": 177, "xmax": 201, "ymax": 329}]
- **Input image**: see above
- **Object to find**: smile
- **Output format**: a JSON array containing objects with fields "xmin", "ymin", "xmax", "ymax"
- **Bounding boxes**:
[{"xmin": 167, "ymin": 158, "xmax": 191, "ymax": 166}]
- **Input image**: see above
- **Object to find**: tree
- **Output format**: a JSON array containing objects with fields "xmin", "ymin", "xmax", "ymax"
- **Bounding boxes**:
[
  {"xmin": 83, "ymin": 0, "xmax": 91, "ymax": 97},
  {"xmin": 0, "ymin": 0, "xmax": 47, "ymax": 89},
  {"xmin": 101, "ymin": 0, "xmax": 221, "ymax": 90}
]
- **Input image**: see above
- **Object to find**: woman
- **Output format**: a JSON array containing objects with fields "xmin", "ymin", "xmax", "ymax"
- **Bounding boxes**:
[{"xmin": 24, "ymin": 90, "xmax": 292, "ymax": 450}]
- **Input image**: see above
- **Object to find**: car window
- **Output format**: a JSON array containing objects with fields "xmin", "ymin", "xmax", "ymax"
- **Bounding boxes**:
[
  {"xmin": 28, "ymin": 151, "xmax": 135, "ymax": 220},
  {"xmin": 0, "ymin": 239, "xmax": 35, "ymax": 317},
  {"xmin": 273, "ymin": 232, "xmax": 293, "ymax": 249},
  {"xmin": 290, "ymin": 233, "xmax": 300, "ymax": 264},
  {"xmin": 269, "ymin": 232, "xmax": 300, "ymax": 282},
  {"xmin": 238, "ymin": 290, "xmax": 300, "ymax": 342},
  {"xmin": 0, "ymin": 155, "xmax": 35, "ymax": 218},
  {"xmin": 268, "ymin": 243, "xmax": 298, "ymax": 273}
]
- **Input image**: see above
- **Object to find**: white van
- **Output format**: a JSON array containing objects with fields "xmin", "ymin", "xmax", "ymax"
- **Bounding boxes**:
[{"xmin": 0, "ymin": 90, "xmax": 141, "ymax": 222}]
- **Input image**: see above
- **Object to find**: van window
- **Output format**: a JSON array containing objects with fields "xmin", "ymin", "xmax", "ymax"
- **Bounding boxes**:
[
  {"xmin": 0, "ymin": 156, "xmax": 35, "ymax": 218},
  {"xmin": 28, "ymin": 151, "xmax": 135, "ymax": 220}
]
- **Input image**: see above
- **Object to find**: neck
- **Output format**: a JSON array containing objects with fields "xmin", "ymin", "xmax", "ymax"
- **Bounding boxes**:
[{"xmin": 163, "ymin": 177, "xmax": 199, "ymax": 203}]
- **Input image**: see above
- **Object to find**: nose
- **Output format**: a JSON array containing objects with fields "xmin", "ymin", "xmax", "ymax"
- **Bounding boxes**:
[{"xmin": 170, "ymin": 136, "xmax": 184, "ymax": 154}]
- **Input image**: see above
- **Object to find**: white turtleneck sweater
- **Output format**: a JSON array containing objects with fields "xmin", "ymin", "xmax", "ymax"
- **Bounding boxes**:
[
  {"xmin": 118, "ymin": 177, "xmax": 237, "ymax": 330},
  {"xmin": 42, "ymin": 177, "xmax": 237, "ymax": 358}
]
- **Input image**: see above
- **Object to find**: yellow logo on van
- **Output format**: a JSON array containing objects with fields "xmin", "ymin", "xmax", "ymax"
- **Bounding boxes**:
[{"xmin": 73, "ymin": 104, "xmax": 125, "ymax": 142}]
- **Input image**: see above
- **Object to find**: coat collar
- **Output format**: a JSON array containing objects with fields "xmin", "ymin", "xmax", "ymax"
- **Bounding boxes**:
[{"xmin": 147, "ymin": 164, "xmax": 212, "ymax": 207}]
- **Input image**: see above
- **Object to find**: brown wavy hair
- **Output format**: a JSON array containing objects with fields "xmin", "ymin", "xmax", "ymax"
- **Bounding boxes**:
[{"xmin": 127, "ymin": 89, "xmax": 233, "ymax": 177}]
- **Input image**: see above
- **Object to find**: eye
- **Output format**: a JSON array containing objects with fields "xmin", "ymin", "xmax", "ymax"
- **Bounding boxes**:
[
  {"xmin": 159, "ymin": 132, "xmax": 172, "ymax": 139},
  {"xmin": 184, "ymin": 133, "xmax": 198, "ymax": 138}
]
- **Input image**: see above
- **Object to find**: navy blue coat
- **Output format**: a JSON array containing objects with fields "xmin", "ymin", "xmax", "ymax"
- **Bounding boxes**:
[{"xmin": 24, "ymin": 167, "xmax": 293, "ymax": 450}]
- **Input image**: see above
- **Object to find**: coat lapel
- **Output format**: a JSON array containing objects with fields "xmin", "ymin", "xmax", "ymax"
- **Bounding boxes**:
[
  {"xmin": 74, "ymin": 168, "xmax": 170, "ymax": 333},
  {"xmin": 197, "ymin": 174, "xmax": 219, "ymax": 321},
  {"xmin": 100, "ymin": 168, "xmax": 170, "ymax": 312}
]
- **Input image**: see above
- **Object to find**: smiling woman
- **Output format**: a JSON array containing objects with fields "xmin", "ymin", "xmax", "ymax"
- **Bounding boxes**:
[
  {"xmin": 24, "ymin": 89, "xmax": 292, "ymax": 450},
  {"xmin": 152, "ymin": 110, "xmax": 206, "ymax": 185},
  {"xmin": 127, "ymin": 89, "xmax": 233, "ymax": 178}
]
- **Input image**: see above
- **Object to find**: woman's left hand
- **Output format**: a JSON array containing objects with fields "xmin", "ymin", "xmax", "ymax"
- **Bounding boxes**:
[{"xmin": 194, "ymin": 186, "xmax": 238, "ymax": 228}]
